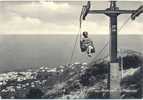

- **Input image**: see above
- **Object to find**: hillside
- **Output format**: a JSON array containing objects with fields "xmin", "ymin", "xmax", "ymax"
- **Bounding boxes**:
[{"xmin": 0, "ymin": 51, "xmax": 142, "ymax": 99}]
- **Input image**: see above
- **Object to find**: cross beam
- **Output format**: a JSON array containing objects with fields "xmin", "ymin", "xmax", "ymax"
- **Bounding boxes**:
[
  {"xmin": 81, "ymin": 1, "xmax": 143, "ymax": 98},
  {"xmin": 89, "ymin": 10, "xmax": 135, "ymax": 14}
]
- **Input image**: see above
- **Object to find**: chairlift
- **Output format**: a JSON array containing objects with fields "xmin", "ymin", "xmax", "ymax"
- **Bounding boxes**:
[
  {"xmin": 79, "ymin": 1, "xmax": 95, "ymax": 57},
  {"xmin": 80, "ymin": 31, "xmax": 95, "ymax": 56}
]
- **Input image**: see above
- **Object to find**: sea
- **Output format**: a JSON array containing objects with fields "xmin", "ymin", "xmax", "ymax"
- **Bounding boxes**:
[{"xmin": 0, "ymin": 35, "xmax": 142, "ymax": 73}]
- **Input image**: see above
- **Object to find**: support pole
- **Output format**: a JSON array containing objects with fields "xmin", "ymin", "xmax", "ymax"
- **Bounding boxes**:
[
  {"xmin": 110, "ymin": 63, "xmax": 121, "ymax": 98},
  {"xmin": 110, "ymin": 14, "xmax": 118, "ymax": 63},
  {"xmin": 105, "ymin": 2, "xmax": 121, "ymax": 98}
]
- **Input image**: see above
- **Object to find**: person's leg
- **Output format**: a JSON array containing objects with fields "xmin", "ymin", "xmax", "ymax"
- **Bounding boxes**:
[{"xmin": 87, "ymin": 46, "xmax": 93, "ymax": 57}]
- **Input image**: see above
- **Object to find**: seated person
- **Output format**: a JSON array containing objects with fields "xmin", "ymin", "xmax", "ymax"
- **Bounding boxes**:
[{"xmin": 80, "ymin": 31, "xmax": 95, "ymax": 57}]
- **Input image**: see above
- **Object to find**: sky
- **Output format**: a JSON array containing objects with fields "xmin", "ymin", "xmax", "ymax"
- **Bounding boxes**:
[{"xmin": 0, "ymin": 0, "xmax": 143, "ymax": 35}]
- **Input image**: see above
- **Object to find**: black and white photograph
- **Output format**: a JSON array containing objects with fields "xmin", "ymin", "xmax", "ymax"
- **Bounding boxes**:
[{"xmin": 0, "ymin": 0, "xmax": 143, "ymax": 99}]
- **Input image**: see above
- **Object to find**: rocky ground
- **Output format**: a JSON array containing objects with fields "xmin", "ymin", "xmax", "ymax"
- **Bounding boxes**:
[{"xmin": 0, "ymin": 51, "xmax": 142, "ymax": 99}]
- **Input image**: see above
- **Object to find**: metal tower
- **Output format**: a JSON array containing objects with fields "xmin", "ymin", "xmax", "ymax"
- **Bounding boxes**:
[{"xmin": 80, "ymin": 1, "xmax": 143, "ymax": 98}]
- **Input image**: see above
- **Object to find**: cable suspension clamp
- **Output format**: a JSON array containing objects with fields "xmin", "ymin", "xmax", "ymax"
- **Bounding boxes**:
[{"xmin": 131, "ymin": 5, "xmax": 143, "ymax": 20}]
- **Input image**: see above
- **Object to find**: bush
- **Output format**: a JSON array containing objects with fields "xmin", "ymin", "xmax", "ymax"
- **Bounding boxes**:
[
  {"xmin": 26, "ymin": 87, "xmax": 44, "ymax": 99},
  {"xmin": 123, "ymin": 54, "xmax": 142, "ymax": 69}
]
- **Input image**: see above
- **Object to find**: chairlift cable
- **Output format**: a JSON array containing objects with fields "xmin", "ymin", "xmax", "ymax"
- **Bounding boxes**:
[
  {"xmin": 68, "ymin": 15, "xmax": 82, "ymax": 65},
  {"xmin": 68, "ymin": 28, "xmax": 81, "ymax": 65},
  {"xmin": 93, "ymin": 42, "xmax": 109, "ymax": 62},
  {"xmin": 91, "ymin": 15, "xmax": 131, "ymax": 63},
  {"xmin": 118, "ymin": 16, "xmax": 131, "ymax": 32},
  {"xmin": 95, "ymin": 54, "xmax": 110, "ymax": 63}
]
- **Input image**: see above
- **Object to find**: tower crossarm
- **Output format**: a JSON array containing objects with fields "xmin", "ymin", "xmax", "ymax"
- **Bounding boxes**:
[{"xmin": 88, "ymin": 10, "xmax": 135, "ymax": 14}]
